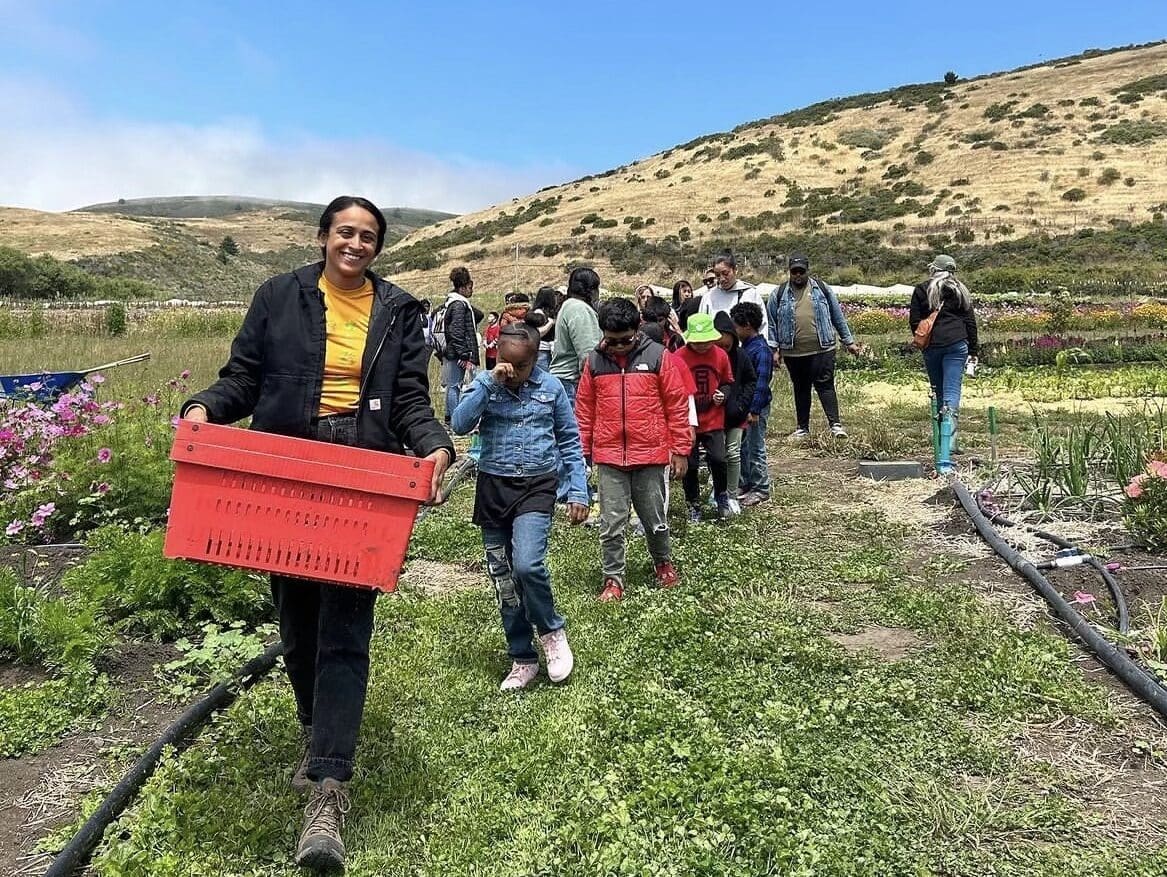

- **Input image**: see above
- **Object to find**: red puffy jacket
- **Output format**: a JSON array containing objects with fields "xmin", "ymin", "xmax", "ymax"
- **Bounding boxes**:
[{"xmin": 576, "ymin": 335, "xmax": 692, "ymax": 467}]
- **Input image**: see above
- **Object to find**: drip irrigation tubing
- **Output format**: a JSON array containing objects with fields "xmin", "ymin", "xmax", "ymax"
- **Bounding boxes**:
[
  {"xmin": 978, "ymin": 499, "xmax": 1130, "ymax": 634},
  {"xmin": 951, "ymin": 477, "xmax": 1167, "ymax": 723},
  {"xmin": 46, "ymin": 454, "xmax": 475, "ymax": 875},
  {"xmin": 416, "ymin": 454, "xmax": 477, "ymax": 524},
  {"xmin": 44, "ymin": 640, "xmax": 285, "ymax": 877}
]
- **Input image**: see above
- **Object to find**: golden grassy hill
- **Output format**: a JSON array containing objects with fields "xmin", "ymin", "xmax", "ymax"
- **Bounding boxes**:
[
  {"xmin": 0, "ymin": 201, "xmax": 452, "ymax": 299},
  {"xmin": 386, "ymin": 41, "xmax": 1167, "ymax": 297}
]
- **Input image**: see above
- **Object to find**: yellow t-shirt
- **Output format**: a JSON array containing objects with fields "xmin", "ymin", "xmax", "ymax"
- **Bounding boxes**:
[{"xmin": 318, "ymin": 274, "xmax": 374, "ymax": 416}]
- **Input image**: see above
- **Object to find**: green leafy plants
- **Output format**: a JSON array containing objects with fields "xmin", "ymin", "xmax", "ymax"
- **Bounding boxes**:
[
  {"xmin": 1061, "ymin": 188, "xmax": 1088, "ymax": 202},
  {"xmin": 157, "ymin": 621, "xmax": 277, "ymax": 700},
  {"xmin": 1123, "ymin": 457, "xmax": 1167, "ymax": 550},
  {"xmin": 61, "ymin": 527, "xmax": 269, "ymax": 641}
]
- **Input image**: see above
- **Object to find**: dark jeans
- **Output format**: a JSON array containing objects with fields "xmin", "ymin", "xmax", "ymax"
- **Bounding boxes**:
[
  {"xmin": 784, "ymin": 350, "xmax": 840, "ymax": 428},
  {"xmin": 272, "ymin": 413, "xmax": 378, "ymax": 783},
  {"xmin": 683, "ymin": 429, "xmax": 728, "ymax": 502}
]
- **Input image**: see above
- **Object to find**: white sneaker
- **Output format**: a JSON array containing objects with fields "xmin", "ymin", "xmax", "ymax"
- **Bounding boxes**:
[
  {"xmin": 788, "ymin": 428, "xmax": 810, "ymax": 440},
  {"xmin": 830, "ymin": 423, "xmax": 848, "ymax": 438},
  {"xmin": 499, "ymin": 661, "xmax": 539, "ymax": 691},
  {"xmin": 727, "ymin": 497, "xmax": 741, "ymax": 516},
  {"xmin": 539, "ymin": 629, "xmax": 574, "ymax": 683}
]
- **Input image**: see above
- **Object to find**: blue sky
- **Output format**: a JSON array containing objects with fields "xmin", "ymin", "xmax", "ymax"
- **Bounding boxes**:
[{"xmin": 1, "ymin": 0, "xmax": 1164, "ymax": 212}]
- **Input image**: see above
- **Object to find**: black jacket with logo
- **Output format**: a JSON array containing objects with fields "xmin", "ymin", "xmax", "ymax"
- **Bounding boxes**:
[{"xmin": 184, "ymin": 262, "xmax": 454, "ymax": 459}]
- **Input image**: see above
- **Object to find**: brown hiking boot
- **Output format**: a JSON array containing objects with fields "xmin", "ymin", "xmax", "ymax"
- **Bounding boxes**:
[
  {"xmin": 291, "ymin": 725, "xmax": 312, "ymax": 792},
  {"xmin": 295, "ymin": 778, "xmax": 350, "ymax": 871}
]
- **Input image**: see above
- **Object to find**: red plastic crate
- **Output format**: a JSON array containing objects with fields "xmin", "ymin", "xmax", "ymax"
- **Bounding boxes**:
[{"xmin": 164, "ymin": 421, "xmax": 434, "ymax": 592}]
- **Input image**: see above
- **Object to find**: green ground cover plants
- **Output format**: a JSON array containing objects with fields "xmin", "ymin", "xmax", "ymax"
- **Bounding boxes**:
[{"xmin": 79, "ymin": 469, "xmax": 1167, "ymax": 876}]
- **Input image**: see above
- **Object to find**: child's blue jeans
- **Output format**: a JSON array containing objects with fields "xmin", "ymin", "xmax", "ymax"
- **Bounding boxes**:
[
  {"xmin": 739, "ymin": 405, "xmax": 771, "ymax": 496},
  {"xmin": 481, "ymin": 512, "xmax": 564, "ymax": 663}
]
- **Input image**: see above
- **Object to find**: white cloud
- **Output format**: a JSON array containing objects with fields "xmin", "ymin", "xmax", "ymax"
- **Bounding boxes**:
[{"xmin": 0, "ymin": 77, "xmax": 578, "ymax": 214}]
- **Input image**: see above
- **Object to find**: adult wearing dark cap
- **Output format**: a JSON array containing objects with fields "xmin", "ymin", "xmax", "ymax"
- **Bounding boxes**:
[
  {"xmin": 909, "ymin": 254, "xmax": 979, "ymax": 472},
  {"xmin": 766, "ymin": 253, "xmax": 860, "ymax": 439}
]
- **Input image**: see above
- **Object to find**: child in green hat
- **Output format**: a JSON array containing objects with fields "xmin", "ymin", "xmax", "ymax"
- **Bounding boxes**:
[{"xmin": 674, "ymin": 313, "xmax": 735, "ymax": 521}]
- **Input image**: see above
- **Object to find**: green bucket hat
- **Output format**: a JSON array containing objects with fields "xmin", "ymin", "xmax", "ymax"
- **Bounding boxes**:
[{"xmin": 684, "ymin": 313, "xmax": 721, "ymax": 344}]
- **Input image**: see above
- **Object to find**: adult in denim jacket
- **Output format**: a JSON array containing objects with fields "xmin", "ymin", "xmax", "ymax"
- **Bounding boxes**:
[
  {"xmin": 766, "ymin": 253, "xmax": 861, "ymax": 438},
  {"xmin": 452, "ymin": 320, "xmax": 588, "ymax": 692}
]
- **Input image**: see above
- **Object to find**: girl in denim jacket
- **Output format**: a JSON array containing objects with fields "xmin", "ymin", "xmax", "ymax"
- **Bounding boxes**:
[{"xmin": 451, "ymin": 319, "xmax": 590, "ymax": 691}]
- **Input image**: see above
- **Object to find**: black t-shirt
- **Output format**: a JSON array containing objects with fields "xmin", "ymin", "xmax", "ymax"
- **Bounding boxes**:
[{"xmin": 472, "ymin": 472, "xmax": 558, "ymax": 529}]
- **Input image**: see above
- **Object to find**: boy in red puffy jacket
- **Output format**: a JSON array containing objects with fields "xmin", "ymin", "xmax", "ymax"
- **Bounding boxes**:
[{"xmin": 576, "ymin": 298, "xmax": 692, "ymax": 602}]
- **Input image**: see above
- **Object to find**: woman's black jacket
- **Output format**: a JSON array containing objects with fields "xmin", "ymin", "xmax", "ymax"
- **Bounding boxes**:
[{"xmin": 184, "ymin": 262, "xmax": 454, "ymax": 460}]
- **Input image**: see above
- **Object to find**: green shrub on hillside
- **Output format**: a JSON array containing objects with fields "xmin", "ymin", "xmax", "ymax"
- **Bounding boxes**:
[
  {"xmin": 1098, "ymin": 121, "xmax": 1167, "ymax": 144},
  {"xmin": 1061, "ymin": 188, "xmax": 1088, "ymax": 202}
]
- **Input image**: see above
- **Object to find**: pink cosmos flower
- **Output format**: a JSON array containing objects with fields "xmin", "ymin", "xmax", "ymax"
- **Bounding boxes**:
[
  {"xmin": 94, "ymin": 482, "xmax": 110, "ymax": 494},
  {"xmin": 30, "ymin": 502, "xmax": 55, "ymax": 527},
  {"xmin": 1148, "ymin": 460, "xmax": 1167, "ymax": 480},
  {"xmin": 180, "ymin": 369, "xmax": 191, "ymax": 379},
  {"xmin": 93, "ymin": 414, "xmax": 111, "ymax": 426},
  {"xmin": 1125, "ymin": 474, "xmax": 1148, "ymax": 499},
  {"xmin": 5, "ymin": 520, "xmax": 23, "ymax": 536},
  {"xmin": 97, "ymin": 447, "xmax": 112, "ymax": 463},
  {"xmin": 90, "ymin": 374, "xmax": 105, "ymax": 385}
]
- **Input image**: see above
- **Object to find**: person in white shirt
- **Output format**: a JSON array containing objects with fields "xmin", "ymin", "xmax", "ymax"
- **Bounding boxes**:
[{"xmin": 698, "ymin": 252, "xmax": 769, "ymax": 339}]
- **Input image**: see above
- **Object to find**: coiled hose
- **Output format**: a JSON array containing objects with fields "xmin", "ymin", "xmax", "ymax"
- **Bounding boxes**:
[{"xmin": 951, "ymin": 477, "xmax": 1167, "ymax": 722}]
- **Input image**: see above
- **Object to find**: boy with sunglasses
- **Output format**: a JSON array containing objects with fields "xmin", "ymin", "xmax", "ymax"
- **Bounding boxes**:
[{"xmin": 575, "ymin": 298, "xmax": 692, "ymax": 602}]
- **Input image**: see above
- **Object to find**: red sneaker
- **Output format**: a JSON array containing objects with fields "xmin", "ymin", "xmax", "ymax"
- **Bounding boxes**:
[
  {"xmin": 597, "ymin": 578, "xmax": 624, "ymax": 602},
  {"xmin": 654, "ymin": 562, "xmax": 680, "ymax": 589}
]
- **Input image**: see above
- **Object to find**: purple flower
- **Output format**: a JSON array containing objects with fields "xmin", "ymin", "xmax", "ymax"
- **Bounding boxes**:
[
  {"xmin": 30, "ymin": 502, "xmax": 55, "ymax": 527},
  {"xmin": 180, "ymin": 369, "xmax": 191, "ymax": 380},
  {"xmin": 5, "ymin": 520, "xmax": 23, "ymax": 536},
  {"xmin": 93, "ymin": 414, "xmax": 111, "ymax": 426},
  {"xmin": 97, "ymin": 447, "xmax": 112, "ymax": 463},
  {"xmin": 91, "ymin": 374, "xmax": 105, "ymax": 385},
  {"xmin": 143, "ymin": 393, "xmax": 160, "ymax": 408},
  {"xmin": 94, "ymin": 482, "xmax": 110, "ymax": 494}
]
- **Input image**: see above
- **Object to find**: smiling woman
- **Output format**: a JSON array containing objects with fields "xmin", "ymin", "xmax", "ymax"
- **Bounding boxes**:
[{"xmin": 179, "ymin": 194, "xmax": 454, "ymax": 872}]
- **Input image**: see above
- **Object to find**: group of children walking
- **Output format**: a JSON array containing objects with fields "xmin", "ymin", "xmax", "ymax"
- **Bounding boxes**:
[{"xmin": 449, "ymin": 277, "xmax": 774, "ymax": 691}]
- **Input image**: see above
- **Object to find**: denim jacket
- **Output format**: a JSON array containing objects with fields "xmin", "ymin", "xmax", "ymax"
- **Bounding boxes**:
[
  {"xmin": 765, "ymin": 279, "xmax": 856, "ymax": 352},
  {"xmin": 451, "ymin": 366, "xmax": 589, "ymax": 504}
]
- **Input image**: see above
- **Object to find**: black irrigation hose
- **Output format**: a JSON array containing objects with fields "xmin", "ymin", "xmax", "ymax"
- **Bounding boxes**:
[
  {"xmin": 416, "ymin": 454, "xmax": 477, "ymax": 525},
  {"xmin": 980, "ymin": 505, "xmax": 1131, "ymax": 634},
  {"xmin": 47, "ymin": 456, "xmax": 474, "ymax": 876},
  {"xmin": 45, "ymin": 640, "xmax": 285, "ymax": 877},
  {"xmin": 951, "ymin": 477, "xmax": 1167, "ymax": 723}
]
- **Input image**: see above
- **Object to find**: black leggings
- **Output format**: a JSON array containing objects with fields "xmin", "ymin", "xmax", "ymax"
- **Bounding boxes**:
[
  {"xmin": 784, "ymin": 350, "xmax": 840, "ymax": 428},
  {"xmin": 683, "ymin": 429, "xmax": 728, "ymax": 502}
]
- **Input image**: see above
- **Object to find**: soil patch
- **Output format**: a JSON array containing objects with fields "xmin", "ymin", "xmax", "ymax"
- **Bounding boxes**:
[
  {"xmin": 829, "ymin": 626, "xmax": 924, "ymax": 660},
  {"xmin": 397, "ymin": 559, "xmax": 484, "ymax": 598},
  {"xmin": 0, "ymin": 545, "xmax": 91, "ymax": 594},
  {"xmin": 0, "ymin": 639, "xmax": 181, "ymax": 877}
]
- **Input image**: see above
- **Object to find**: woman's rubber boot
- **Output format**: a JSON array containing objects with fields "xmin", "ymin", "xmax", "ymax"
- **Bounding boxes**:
[{"xmin": 937, "ymin": 407, "xmax": 956, "ymax": 475}]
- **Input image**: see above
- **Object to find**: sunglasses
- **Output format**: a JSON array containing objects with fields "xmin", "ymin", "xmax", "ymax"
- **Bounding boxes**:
[{"xmin": 604, "ymin": 334, "xmax": 636, "ymax": 348}]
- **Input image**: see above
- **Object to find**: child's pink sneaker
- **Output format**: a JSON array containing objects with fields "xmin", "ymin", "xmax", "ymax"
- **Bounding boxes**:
[
  {"xmin": 538, "ymin": 629, "xmax": 574, "ymax": 683},
  {"xmin": 654, "ymin": 562, "xmax": 680, "ymax": 588},
  {"xmin": 499, "ymin": 661, "xmax": 539, "ymax": 692},
  {"xmin": 597, "ymin": 578, "xmax": 624, "ymax": 602}
]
